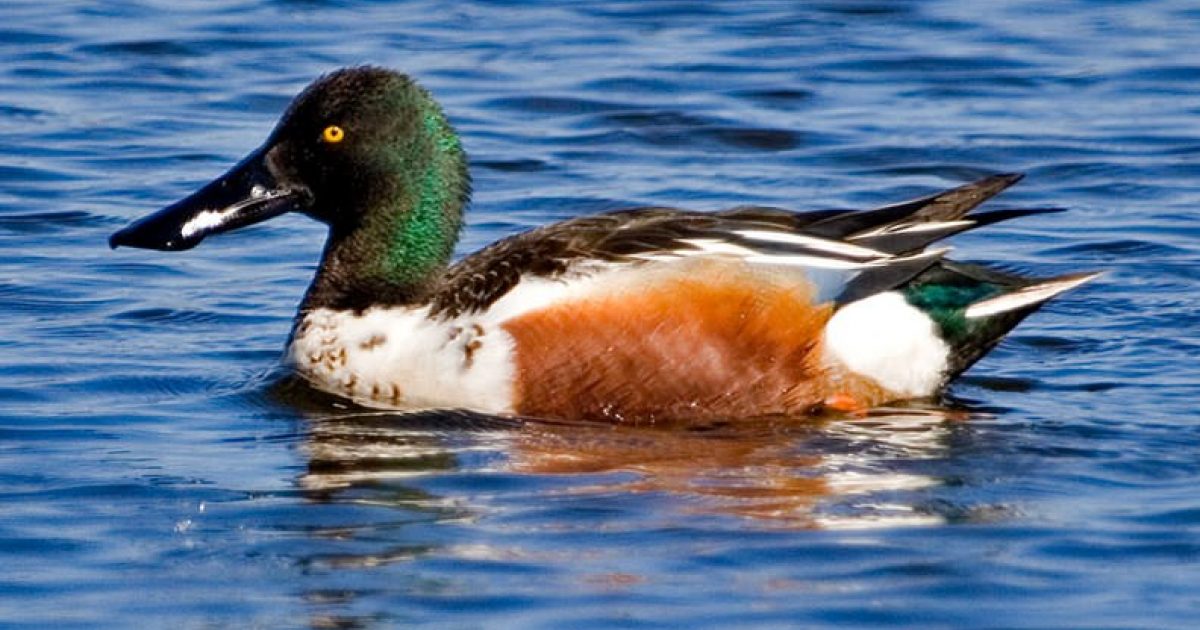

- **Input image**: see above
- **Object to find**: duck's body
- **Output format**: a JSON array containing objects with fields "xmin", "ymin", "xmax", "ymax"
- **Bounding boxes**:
[
  {"xmin": 290, "ymin": 257, "xmax": 888, "ymax": 420},
  {"xmin": 286, "ymin": 199, "xmax": 1092, "ymax": 422},
  {"xmin": 111, "ymin": 67, "xmax": 1098, "ymax": 423}
]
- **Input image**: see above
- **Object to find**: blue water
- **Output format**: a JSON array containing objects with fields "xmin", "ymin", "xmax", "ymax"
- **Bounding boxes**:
[{"xmin": 2, "ymin": 0, "xmax": 1199, "ymax": 626}]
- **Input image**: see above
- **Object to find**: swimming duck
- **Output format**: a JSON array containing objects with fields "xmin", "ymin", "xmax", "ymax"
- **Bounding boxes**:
[{"xmin": 110, "ymin": 66, "xmax": 1098, "ymax": 423}]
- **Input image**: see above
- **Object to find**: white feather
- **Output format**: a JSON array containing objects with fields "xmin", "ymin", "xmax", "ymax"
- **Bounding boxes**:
[
  {"xmin": 964, "ymin": 273, "xmax": 1100, "ymax": 319},
  {"xmin": 733, "ymin": 229, "xmax": 886, "ymax": 259},
  {"xmin": 743, "ymin": 255, "xmax": 871, "ymax": 270},
  {"xmin": 676, "ymin": 238, "xmax": 761, "ymax": 257},
  {"xmin": 823, "ymin": 291, "xmax": 949, "ymax": 397},
  {"xmin": 850, "ymin": 220, "xmax": 975, "ymax": 239},
  {"xmin": 287, "ymin": 261, "xmax": 642, "ymax": 413},
  {"xmin": 289, "ymin": 306, "xmax": 517, "ymax": 414}
]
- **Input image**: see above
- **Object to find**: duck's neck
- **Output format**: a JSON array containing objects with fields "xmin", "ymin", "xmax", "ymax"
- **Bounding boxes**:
[{"xmin": 303, "ymin": 108, "xmax": 470, "ymax": 313}]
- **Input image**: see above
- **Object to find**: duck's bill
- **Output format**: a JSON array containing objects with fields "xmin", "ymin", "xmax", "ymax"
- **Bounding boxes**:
[{"xmin": 109, "ymin": 148, "xmax": 307, "ymax": 251}]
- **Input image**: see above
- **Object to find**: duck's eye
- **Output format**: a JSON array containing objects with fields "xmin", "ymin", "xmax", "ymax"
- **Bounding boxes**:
[{"xmin": 322, "ymin": 125, "xmax": 346, "ymax": 144}]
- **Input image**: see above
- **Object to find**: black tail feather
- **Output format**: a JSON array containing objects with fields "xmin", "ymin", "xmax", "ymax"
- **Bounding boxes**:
[
  {"xmin": 851, "ymin": 207, "xmax": 1065, "ymax": 255},
  {"xmin": 904, "ymin": 262, "xmax": 1101, "ymax": 380},
  {"xmin": 803, "ymin": 173, "xmax": 1024, "ymax": 240}
]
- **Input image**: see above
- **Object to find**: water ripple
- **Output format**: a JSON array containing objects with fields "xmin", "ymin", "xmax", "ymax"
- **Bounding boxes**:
[{"xmin": 1, "ymin": 0, "xmax": 1197, "ymax": 626}]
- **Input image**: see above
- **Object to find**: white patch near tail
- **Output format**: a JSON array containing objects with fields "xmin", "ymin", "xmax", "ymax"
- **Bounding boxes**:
[
  {"xmin": 823, "ymin": 291, "xmax": 949, "ymax": 397},
  {"xmin": 964, "ymin": 272, "xmax": 1101, "ymax": 319}
]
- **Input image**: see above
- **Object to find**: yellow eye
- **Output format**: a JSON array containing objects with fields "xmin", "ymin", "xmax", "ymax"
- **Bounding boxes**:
[{"xmin": 322, "ymin": 125, "xmax": 345, "ymax": 143}]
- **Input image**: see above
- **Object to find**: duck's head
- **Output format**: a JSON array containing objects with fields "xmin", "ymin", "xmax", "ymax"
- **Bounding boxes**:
[{"xmin": 110, "ymin": 67, "xmax": 469, "ymax": 253}]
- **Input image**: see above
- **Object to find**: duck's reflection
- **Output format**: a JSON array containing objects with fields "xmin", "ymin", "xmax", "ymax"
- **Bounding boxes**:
[
  {"xmin": 289, "ymin": 380, "xmax": 967, "ymax": 530},
  {"xmin": 279, "ymin": 383, "xmax": 973, "ymax": 626},
  {"xmin": 511, "ymin": 408, "xmax": 966, "ymax": 529},
  {"xmin": 299, "ymin": 409, "xmax": 513, "ymax": 496}
]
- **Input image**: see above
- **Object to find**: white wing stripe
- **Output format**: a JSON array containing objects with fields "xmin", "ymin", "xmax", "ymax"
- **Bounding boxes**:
[
  {"xmin": 851, "ymin": 220, "xmax": 975, "ymax": 239},
  {"xmin": 732, "ymin": 229, "xmax": 887, "ymax": 259},
  {"xmin": 743, "ymin": 255, "xmax": 870, "ymax": 270},
  {"xmin": 677, "ymin": 238, "xmax": 761, "ymax": 257}
]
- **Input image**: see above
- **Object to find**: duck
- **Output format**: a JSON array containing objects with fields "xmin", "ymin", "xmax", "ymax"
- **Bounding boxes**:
[{"xmin": 110, "ymin": 66, "xmax": 1099, "ymax": 424}]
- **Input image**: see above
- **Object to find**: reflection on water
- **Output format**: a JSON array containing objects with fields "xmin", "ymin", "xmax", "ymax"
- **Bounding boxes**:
[
  {"xmin": 301, "ymin": 411, "xmax": 477, "ymax": 495},
  {"xmin": 293, "ymin": 385, "xmax": 968, "ymax": 531},
  {"xmin": 7, "ymin": 0, "xmax": 1196, "ymax": 622},
  {"xmin": 286, "ymin": 395, "xmax": 972, "ymax": 627}
]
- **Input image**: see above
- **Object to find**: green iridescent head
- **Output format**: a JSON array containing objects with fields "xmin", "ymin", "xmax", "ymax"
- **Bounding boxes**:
[{"xmin": 111, "ymin": 67, "xmax": 472, "ymax": 307}]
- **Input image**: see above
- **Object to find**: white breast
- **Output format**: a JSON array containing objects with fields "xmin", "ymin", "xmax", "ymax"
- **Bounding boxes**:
[
  {"xmin": 286, "ymin": 266, "xmax": 628, "ymax": 413},
  {"xmin": 821, "ymin": 291, "xmax": 950, "ymax": 397},
  {"xmin": 288, "ymin": 305, "xmax": 519, "ymax": 414}
]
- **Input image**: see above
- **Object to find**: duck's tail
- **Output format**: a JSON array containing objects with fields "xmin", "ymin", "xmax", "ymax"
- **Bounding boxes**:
[
  {"xmin": 902, "ymin": 261, "xmax": 1102, "ymax": 381},
  {"xmin": 725, "ymin": 172, "xmax": 1100, "ymax": 398}
]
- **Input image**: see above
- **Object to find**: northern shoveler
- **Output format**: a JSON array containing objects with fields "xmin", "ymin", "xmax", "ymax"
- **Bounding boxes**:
[{"xmin": 110, "ymin": 66, "xmax": 1099, "ymax": 423}]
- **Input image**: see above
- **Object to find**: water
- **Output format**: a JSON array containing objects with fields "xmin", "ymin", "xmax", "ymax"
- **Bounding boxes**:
[{"xmin": 2, "ymin": 0, "xmax": 1199, "ymax": 626}]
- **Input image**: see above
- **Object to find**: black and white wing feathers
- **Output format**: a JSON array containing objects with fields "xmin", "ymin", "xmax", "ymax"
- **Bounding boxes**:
[{"xmin": 430, "ymin": 173, "xmax": 1044, "ymax": 316}]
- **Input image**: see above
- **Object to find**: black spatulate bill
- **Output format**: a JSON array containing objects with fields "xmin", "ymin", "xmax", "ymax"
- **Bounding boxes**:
[{"xmin": 109, "ymin": 148, "xmax": 308, "ymax": 251}]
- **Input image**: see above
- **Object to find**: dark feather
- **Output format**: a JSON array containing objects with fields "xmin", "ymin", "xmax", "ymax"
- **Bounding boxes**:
[
  {"xmin": 428, "ymin": 174, "xmax": 1038, "ymax": 317},
  {"xmin": 851, "ymin": 207, "xmax": 1065, "ymax": 255},
  {"xmin": 835, "ymin": 251, "xmax": 947, "ymax": 305},
  {"xmin": 803, "ymin": 173, "xmax": 1023, "ymax": 239}
]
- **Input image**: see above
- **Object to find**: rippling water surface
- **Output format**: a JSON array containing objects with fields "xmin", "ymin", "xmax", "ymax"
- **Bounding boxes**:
[{"xmin": 2, "ymin": 0, "xmax": 1199, "ymax": 627}]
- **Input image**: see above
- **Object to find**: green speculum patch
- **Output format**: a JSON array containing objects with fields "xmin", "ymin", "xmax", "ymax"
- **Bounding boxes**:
[{"xmin": 904, "ymin": 282, "xmax": 1002, "ymax": 342}]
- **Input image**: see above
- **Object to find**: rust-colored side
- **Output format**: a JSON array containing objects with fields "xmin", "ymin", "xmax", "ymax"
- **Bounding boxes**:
[{"xmin": 503, "ymin": 262, "xmax": 885, "ymax": 423}]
